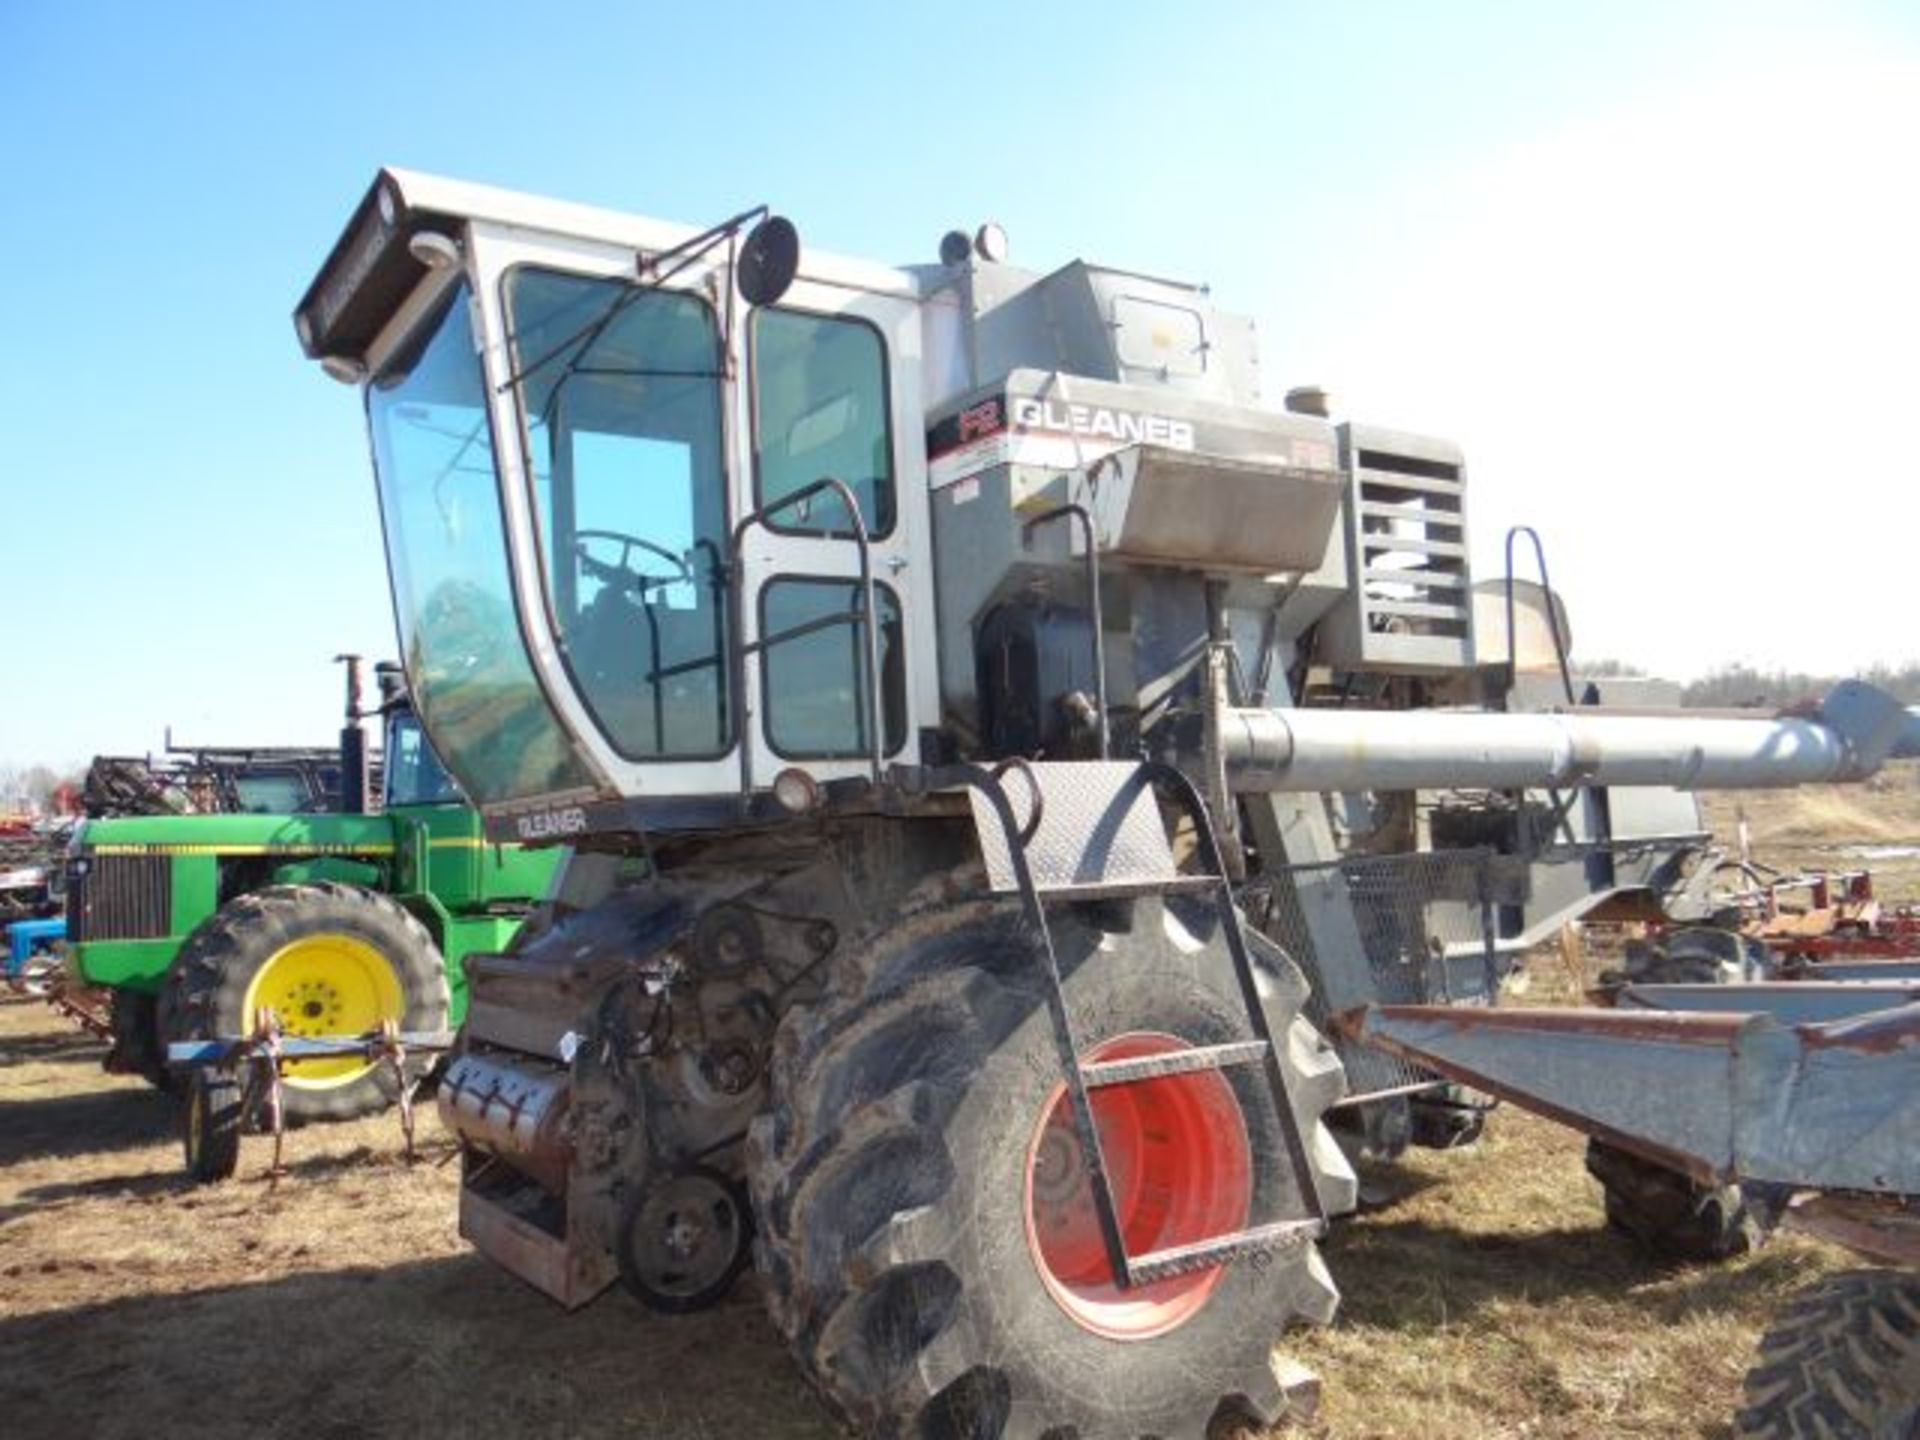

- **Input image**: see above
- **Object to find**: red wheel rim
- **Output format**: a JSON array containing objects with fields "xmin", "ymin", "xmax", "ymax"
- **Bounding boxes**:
[{"xmin": 1023, "ymin": 1031, "xmax": 1252, "ymax": 1340}]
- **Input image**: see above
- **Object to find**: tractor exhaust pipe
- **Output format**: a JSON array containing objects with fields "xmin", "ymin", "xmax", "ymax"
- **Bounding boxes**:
[{"xmin": 335, "ymin": 653, "xmax": 371, "ymax": 814}]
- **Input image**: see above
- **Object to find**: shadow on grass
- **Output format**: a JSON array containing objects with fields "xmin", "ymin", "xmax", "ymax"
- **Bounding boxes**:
[
  {"xmin": 0, "ymin": 1254, "xmax": 839, "ymax": 1440},
  {"xmin": 0, "ymin": 1028, "xmax": 109, "ymax": 1067},
  {"xmin": 1325, "ymin": 1212, "xmax": 1830, "ymax": 1332},
  {"xmin": 0, "ymin": 1088, "xmax": 175, "ymax": 1166}
]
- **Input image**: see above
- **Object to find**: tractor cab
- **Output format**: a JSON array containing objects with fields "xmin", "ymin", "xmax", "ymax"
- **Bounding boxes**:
[{"xmin": 299, "ymin": 171, "xmax": 926, "ymax": 840}]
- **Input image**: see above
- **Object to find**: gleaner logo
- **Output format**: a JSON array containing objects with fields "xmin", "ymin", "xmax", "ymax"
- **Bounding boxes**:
[
  {"xmin": 1010, "ymin": 398, "xmax": 1196, "ymax": 451},
  {"xmin": 515, "ymin": 807, "xmax": 588, "ymax": 840},
  {"xmin": 956, "ymin": 399, "xmax": 1003, "ymax": 441}
]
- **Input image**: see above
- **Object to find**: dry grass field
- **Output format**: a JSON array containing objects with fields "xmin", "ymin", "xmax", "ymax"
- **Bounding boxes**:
[{"xmin": 2, "ymin": 763, "xmax": 1914, "ymax": 1440}]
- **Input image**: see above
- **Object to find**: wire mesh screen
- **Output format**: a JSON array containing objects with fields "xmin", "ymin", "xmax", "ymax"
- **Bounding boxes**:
[{"xmin": 1254, "ymin": 848, "xmax": 1498, "ymax": 1102}]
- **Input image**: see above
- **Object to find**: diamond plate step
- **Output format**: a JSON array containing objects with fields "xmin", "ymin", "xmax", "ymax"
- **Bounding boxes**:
[
  {"xmin": 1127, "ymin": 1218, "xmax": 1323, "ymax": 1285},
  {"xmin": 968, "ymin": 760, "xmax": 1177, "ymax": 895},
  {"xmin": 1080, "ymin": 1039, "xmax": 1269, "ymax": 1089}
]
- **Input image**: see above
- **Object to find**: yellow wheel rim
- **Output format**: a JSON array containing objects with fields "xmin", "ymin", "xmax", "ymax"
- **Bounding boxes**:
[{"xmin": 242, "ymin": 933, "xmax": 404, "ymax": 1090}]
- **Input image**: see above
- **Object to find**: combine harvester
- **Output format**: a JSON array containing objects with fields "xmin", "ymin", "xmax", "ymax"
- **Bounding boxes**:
[{"xmin": 291, "ymin": 169, "xmax": 1920, "ymax": 1437}]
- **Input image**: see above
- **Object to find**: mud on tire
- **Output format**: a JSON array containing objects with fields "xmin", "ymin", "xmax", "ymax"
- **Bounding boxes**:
[
  {"xmin": 1736, "ymin": 1269, "xmax": 1920, "ymax": 1439},
  {"xmin": 746, "ymin": 896, "xmax": 1356, "ymax": 1439},
  {"xmin": 164, "ymin": 883, "xmax": 447, "ymax": 1125}
]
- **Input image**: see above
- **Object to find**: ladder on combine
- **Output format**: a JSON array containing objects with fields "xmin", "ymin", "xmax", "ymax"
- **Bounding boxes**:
[{"xmin": 957, "ymin": 758, "xmax": 1329, "ymax": 1288}]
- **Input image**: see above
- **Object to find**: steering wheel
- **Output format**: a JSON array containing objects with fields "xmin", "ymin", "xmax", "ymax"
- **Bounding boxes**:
[{"xmin": 575, "ymin": 529, "xmax": 693, "ymax": 599}]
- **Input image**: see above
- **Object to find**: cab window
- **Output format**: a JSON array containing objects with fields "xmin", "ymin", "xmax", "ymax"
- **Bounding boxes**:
[
  {"xmin": 507, "ymin": 267, "xmax": 731, "ymax": 760},
  {"xmin": 759, "ymin": 577, "xmax": 905, "ymax": 758},
  {"xmin": 752, "ymin": 310, "xmax": 895, "ymax": 538}
]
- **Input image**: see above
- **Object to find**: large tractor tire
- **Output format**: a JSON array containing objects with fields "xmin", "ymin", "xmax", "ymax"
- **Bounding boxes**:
[
  {"xmin": 1736, "ymin": 1269, "xmax": 1920, "ymax": 1439},
  {"xmin": 746, "ymin": 896, "xmax": 1356, "ymax": 1439},
  {"xmin": 165, "ymin": 883, "xmax": 447, "ymax": 1125}
]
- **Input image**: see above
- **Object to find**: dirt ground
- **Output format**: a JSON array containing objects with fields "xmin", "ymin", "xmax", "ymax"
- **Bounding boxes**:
[{"xmin": 3, "ymin": 766, "xmax": 1915, "ymax": 1440}]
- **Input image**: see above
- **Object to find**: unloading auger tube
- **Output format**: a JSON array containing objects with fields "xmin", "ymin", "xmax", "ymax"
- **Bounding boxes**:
[{"xmin": 1222, "ymin": 683, "xmax": 1920, "ymax": 794}]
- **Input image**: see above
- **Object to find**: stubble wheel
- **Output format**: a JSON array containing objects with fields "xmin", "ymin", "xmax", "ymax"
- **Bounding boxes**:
[
  {"xmin": 182, "ymin": 1066, "xmax": 244, "ymax": 1183},
  {"xmin": 1736, "ymin": 1269, "xmax": 1920, "ymax": 1439},
  {"xmin": 164, "ymin": 883, "xmax": 448, "ymax": 1124},
  {"xmin": 745, "ymin": 896, "xmax": 1356, "ymax": 1439},
  {"xmin": 1585, "ymin": 1140, "xmax": 1767, "ymax": 1262},
  {"xmin": 1586, "ymin": 927, "xmax": 1771, "ymax": 1262}
]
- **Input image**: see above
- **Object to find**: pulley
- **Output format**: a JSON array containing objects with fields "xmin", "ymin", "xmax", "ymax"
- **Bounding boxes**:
[{"xmin": 615, "ymin": 1165, "xmax": 754, "ymax": 1313}]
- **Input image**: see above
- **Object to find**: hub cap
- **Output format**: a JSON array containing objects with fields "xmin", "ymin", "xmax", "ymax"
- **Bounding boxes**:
[
  {"xmin": 241, "ymin": 933, "xmax": 403, "ymax": 1089},
  {"xmin": 1023, "ymin": 1031, "xmax": 1253, "ymax": 1340}
]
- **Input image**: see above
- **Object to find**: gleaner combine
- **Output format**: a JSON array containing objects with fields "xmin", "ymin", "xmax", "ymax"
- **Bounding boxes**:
[{"xmin": 295, "ymin": 170, "xmax": 1920, "ymax": 1438}]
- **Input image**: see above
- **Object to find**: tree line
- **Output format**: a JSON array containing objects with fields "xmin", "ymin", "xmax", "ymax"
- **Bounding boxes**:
[{"xmin": 1576, "ymin": 660, "xmax": 1920, "ymax": 708}]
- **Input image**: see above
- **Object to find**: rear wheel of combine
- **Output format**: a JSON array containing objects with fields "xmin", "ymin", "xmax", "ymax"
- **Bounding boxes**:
[
  {"xmin": 165, "ymin": 883, "xmax": 447, "ymax": 1125},
  {"xmin": 1586, "ymin": 1140, "xmax": 1767, "ymax": 1262},
  {"xmin": 1736, "ymin": 1270, "xmax": 1920, "ymax": 1439},
  {"xmin": 746, "ymin": 897, "xmax": 1355, "ymax": 1439}
]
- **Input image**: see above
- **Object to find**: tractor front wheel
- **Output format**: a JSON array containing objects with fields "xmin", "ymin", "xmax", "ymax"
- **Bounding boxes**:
[
  {"xmin": 747, "ymin": 897, "xmax": 1355, "ymax": 1439},
  {"xmin": 164, "ymin": 883, "xmax": 447, "ymax": 1125}
]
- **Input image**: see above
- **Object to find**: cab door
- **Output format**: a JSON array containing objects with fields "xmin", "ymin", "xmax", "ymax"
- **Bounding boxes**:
[{"xmin": 736, "ymin": 280, "xmax": 933, "ymax": 791}]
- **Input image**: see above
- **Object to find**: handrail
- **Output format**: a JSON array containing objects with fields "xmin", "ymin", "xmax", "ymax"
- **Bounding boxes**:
[
  {"xmin": 1503, "ymin": 525, "xmax": 1576, "ymax": 706},
  {"xmin": 729, "ymin": 476, "xmax": 883, "ymax": 789}
]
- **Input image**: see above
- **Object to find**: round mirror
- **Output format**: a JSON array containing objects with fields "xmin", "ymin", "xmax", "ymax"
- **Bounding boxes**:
[{"xmin": 739, "ymin": 216, "xmax": 800, "ymax": 307}]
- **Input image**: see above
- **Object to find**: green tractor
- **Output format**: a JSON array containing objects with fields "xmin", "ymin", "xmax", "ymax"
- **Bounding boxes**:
[{"xmin": 65, "ymin": 660, "xmax": 563, "ymax": 1122}]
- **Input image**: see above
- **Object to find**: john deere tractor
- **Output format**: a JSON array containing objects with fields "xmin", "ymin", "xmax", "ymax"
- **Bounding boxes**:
[
  {"xmin": 293, "ymin": 170, "xmax": 1920, "ymax": 1437},
  {"xmin": 66, "ymin": 660, "xmax": 562, "ymax": 1122}
]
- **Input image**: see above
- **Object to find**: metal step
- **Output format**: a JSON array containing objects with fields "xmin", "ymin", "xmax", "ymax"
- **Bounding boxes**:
[
  {"xmin": 968, "ymin": 760, "xmax": 1179, "ymax": 896},
  {"xmin": 1128, "ymin": 1218, "xmax": 1323, "ymax": 1285},
  {"xmin": 1039, "ymin": 874, "xmax": 1224, "ymax": 903},
  {"xmin": 1080, "ymin": 1039, "xmax": 1269, "ymax": 1088}
]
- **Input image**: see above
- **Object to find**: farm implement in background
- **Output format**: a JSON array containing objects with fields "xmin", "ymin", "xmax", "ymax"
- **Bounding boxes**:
[{"xmin": 1356, "ymin": 922, "xmax": 1920, "ymax": 1439}]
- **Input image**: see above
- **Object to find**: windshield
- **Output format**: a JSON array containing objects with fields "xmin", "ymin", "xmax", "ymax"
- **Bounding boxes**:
[
  {"xmin": 366, "ymin": 282, "xmax": 595, "ymax": 805},
  {"xmin": 383, "ymin": 709, "xmax": 463, "ymax": 808},
  {"xmin": 506, "ymin": 268, "xmax": 732, "ymax": 760},
  {"xmin": 231, "ymin": 773, "xmax": 315, "ymax": 814}
]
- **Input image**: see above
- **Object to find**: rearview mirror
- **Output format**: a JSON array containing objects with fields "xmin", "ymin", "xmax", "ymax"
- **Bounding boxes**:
[{"xmin": 739, "ymin": 216, "xmax": 800, "ymax": 307}]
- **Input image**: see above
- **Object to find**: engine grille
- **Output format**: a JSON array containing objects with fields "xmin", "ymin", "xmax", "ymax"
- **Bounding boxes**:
[{"xmin": 67, "ymin": 854, "xmax": 172, "ymax": 942}]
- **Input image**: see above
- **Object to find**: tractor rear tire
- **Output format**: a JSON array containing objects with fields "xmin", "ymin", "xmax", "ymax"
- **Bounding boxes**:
[
  {"xmin": 1735, "ymin": 1270, "xmax": 1920, "ymax": 1439},
  {"xmin": 165, "ymin": 883, "xmax": 447, "ymax": 1125},
  {"xmin": 107, "ymin": 989, "xmax": 174, "ymax": 1092},
  {"xmin": 1586, "ymin": 1140, "xmax": 1767, "ymax": 1262},
  {"xmin": 183, "ymin": 1068, "xmax": 244, "ymax": 1183},
  {"xmin": 746, "ymin": 896, "xmax": 1355, "ymax": 1439}
]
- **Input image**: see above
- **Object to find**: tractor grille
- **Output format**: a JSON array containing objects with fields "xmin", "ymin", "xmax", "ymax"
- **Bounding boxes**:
[
  {"xmin": 67, "ymin": 854, "xmax": 171, "ymax": 942},
  {"xmin": 1257, "ymin": 849, "xmax": 1499, "ymax": 1101}
]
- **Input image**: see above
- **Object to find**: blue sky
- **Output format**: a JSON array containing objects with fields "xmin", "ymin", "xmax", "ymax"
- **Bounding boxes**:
[{"xmin": 3, "ymin": 1, "xmax": 1916, "ymax": 768}]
